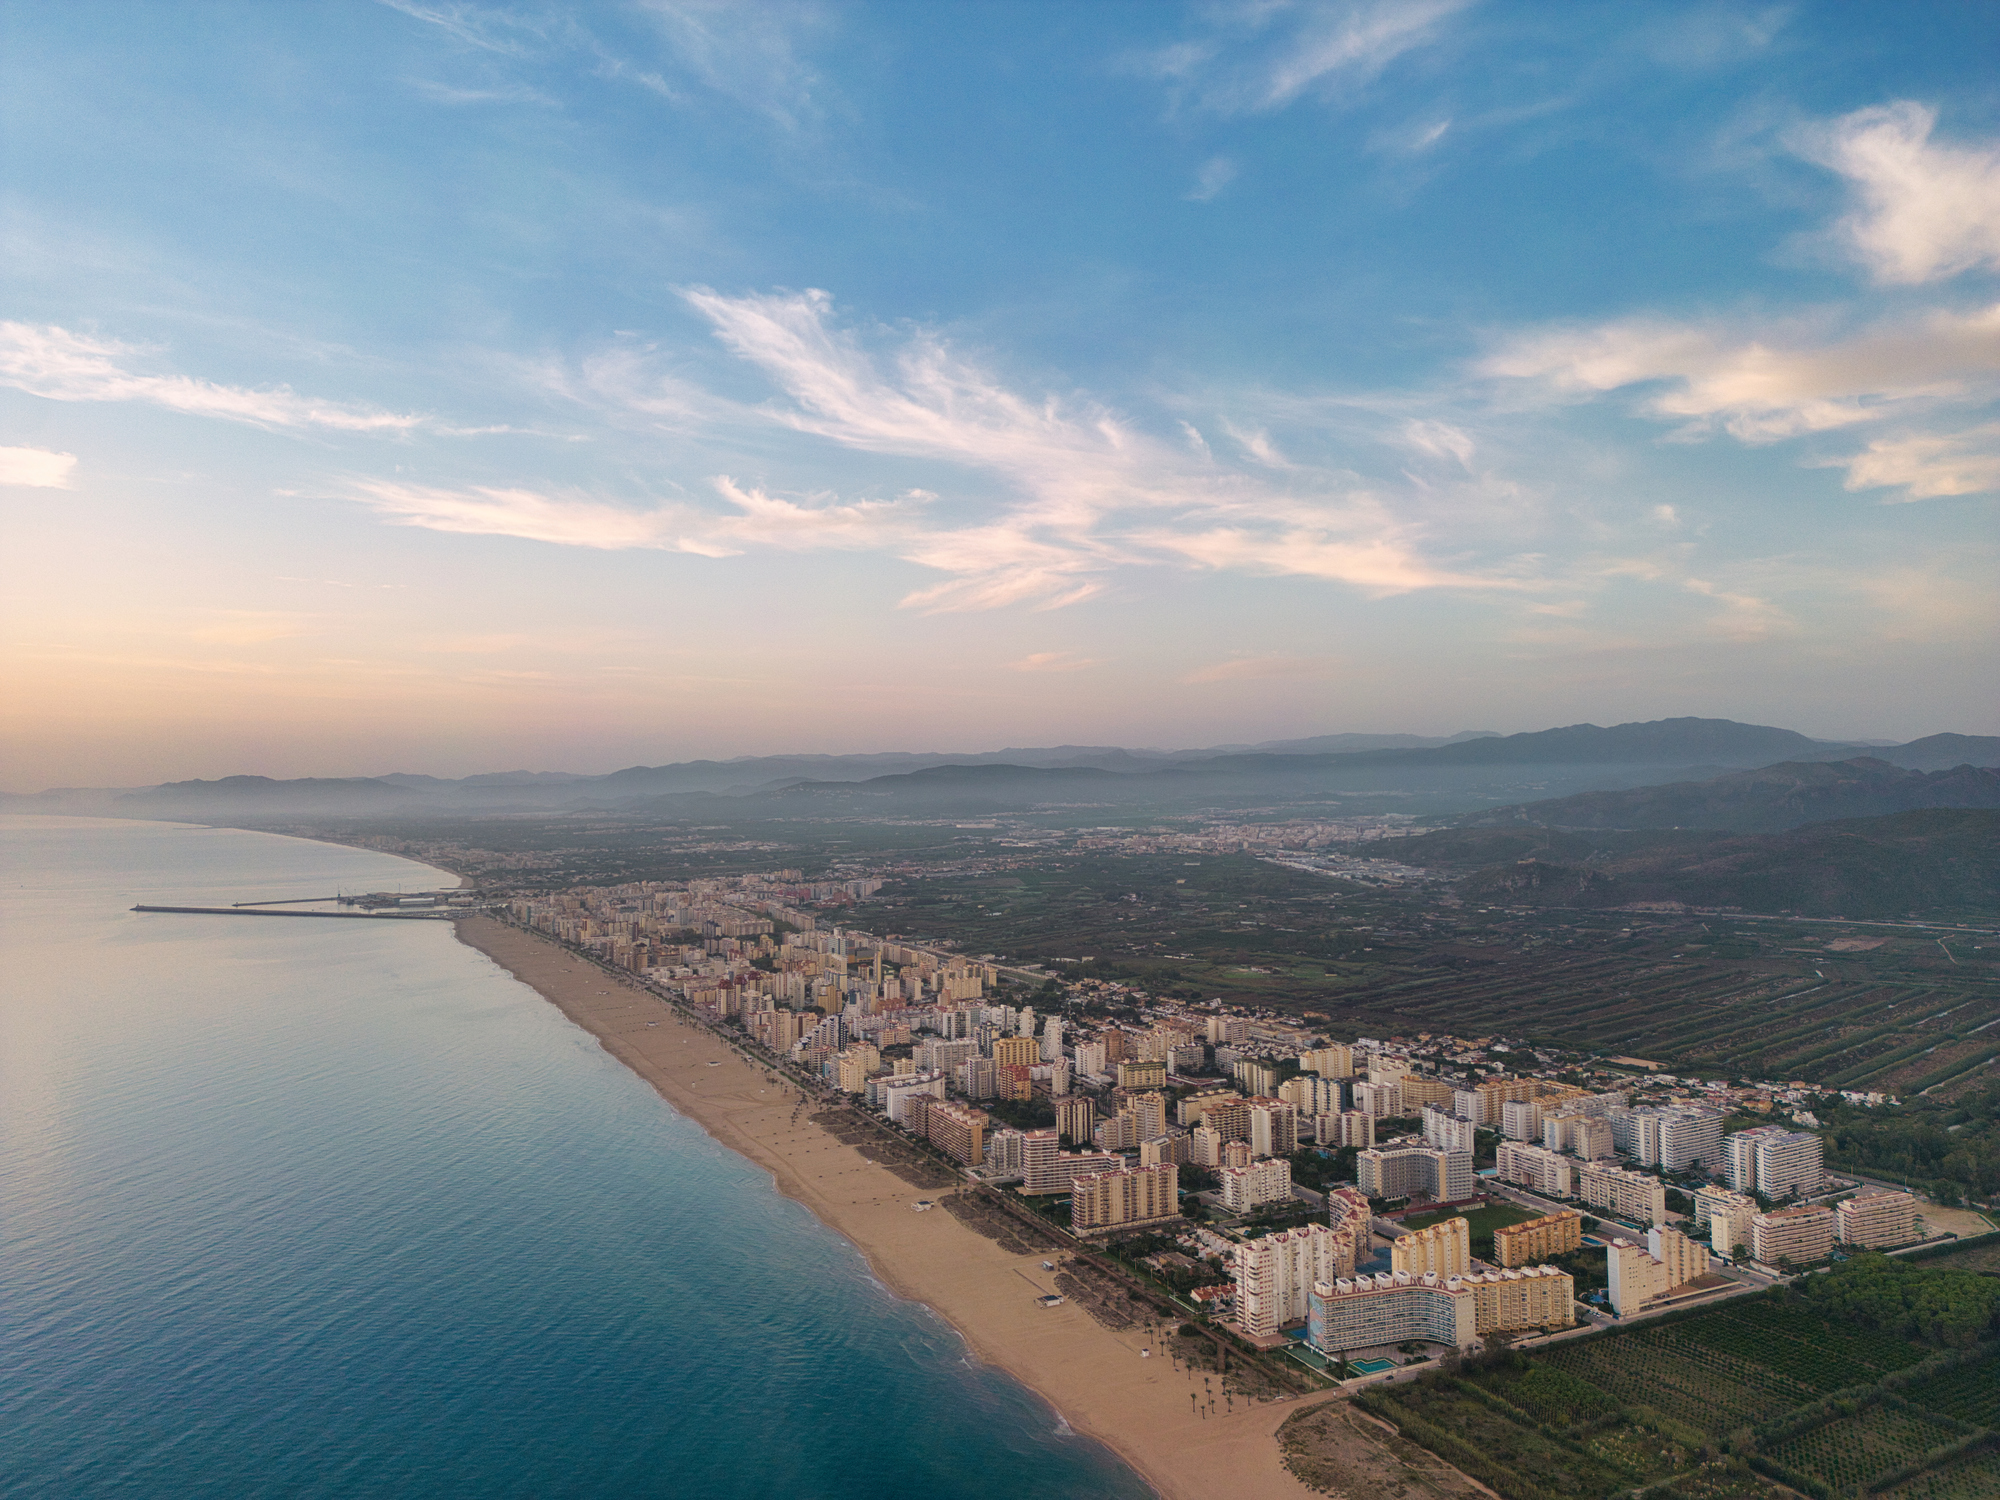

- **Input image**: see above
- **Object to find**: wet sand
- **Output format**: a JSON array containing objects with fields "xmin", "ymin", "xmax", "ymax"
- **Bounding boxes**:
[{"xmin": 454, "ymin": 916, "xmax": 1334, "ymax": 1500}]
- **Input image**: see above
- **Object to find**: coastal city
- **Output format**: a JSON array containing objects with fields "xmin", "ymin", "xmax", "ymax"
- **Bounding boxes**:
[{"xmin": 500, "ymin": 868, "xmax": 1958, "ymax": 1378}]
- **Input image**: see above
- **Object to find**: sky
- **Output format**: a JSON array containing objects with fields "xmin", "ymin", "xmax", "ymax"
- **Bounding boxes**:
[{"xmin": 2, "ymin": 0, "xmax": 1996, "ymax": 789}]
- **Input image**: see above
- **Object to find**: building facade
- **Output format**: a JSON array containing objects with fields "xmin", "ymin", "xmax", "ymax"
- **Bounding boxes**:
[
  {"xmin": 1221, "ymin": 1157, "xmax": 1294, "ymax": 1213},
  {"xmin": 1235, "ymin": 1223, "xmax": 1359, "ymax": 1336},
  {"xmin": 923, "ymin": 1099, "xmax": 989, "ymax": 1166},
  {"xmin": 1391, "ymin": 1217, "xmax": 1471, "ymax": 1278},
  {"xmin": 1575, "ymin": 1162, "xmax": 1669, "ymax": 1226},
  {"xmin": 1307, "ymin": 1273, "xmax": 1476, "ymax": 1353},
  {"xmin": 1836, "ymin": 1192, "xmax": 1917, "ymax": 1249},
  {"xmin": 1606, "ymin": 1227, "xmax": 1709, "ymax": 1315},
  {"xmin": 1357, "ymin": 1147, "xmax": 1473, "ymax": 1203},
  {"xmin": 1071, "ymin": 1163, "xmax": 1180, "ymax": 1233},
  {"xmin": 1751, "ymin": 1204, "xmax": 1836, "ymax": 1266},
  {"xmin": 1496, "ymin": 1141, "xmax": 1574, "ymax": 1198},
  {"xmin": 1317, "ymin": 1111, "xmax": 1376, "ymax": 1149},
  {"xmin": 1726, "ymin": 1127, "xmax": 1825, "ymax": 1199},
  {"xmin": 1492, "ymin": 1210, "xmax": 1583, "ymax": 1268}
]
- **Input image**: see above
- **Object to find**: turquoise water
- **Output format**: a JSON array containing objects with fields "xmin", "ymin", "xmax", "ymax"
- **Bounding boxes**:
[{"xmin": 0, "ymin": 817, "xmax": 1150, "ymax": 1499}]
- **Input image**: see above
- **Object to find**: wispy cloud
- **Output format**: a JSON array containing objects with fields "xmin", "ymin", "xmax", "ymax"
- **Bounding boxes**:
[
  {"xmin": 0, "ymin": 323, "xmax": 432, "ymax": 434},
  {"xmin": 0, "ymin": 445, "xmax": 77, "ymax": 488},
  {"xmin": 360, "ymin": 287, "xmax": 1526, "ymax": 609},
  {"xmin": 1793, "ymin": 102, "xmax": 2000, "ymax": 285},
  {"xmin": 1007, "ymin": 651, "xmax": 1100, "ymax": 673},
  {"xmin": 376, "ymin": 0, "xmax": 544, "ymax": 54},
  {"xmin": 407, "ymin": 77, "xmax": 557, "ymax": 105},
  {"xmin": 1138, "ymin": 0, "xmax": 1473, "ymax": 116},
  {"xmin": 1185, "ymin": 156, "xmax": 1238, "ymax": 201},
  {"xmin": 354, "ymin": 474, "xmax": 918, "ymax": 556},
  {"xmin": 628, "ymin": 0, "xmax": 834, "ymax": 133},
  {"xmin": 1481, "ymin": 301, "xmax": 2000, "ymax": 497},
  {"xmin": 1828, "ymin": 423, "xmax": 2000, "ymax": 500}
]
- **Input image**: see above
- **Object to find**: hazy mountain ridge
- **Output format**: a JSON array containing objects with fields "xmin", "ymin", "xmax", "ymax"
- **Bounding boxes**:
[
  {"xmin": 11, "ymin": 718, "xmax": 1993, "ymax": 820},
  {"xmin": 1459, "ymin": 757, "xmax": 2000, "ymax": 834}
]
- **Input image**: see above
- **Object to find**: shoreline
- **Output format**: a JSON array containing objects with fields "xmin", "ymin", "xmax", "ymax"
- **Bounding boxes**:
[{"xmin": 451, "ymin": 914, "xmax": 1334, "ymax": 1500}]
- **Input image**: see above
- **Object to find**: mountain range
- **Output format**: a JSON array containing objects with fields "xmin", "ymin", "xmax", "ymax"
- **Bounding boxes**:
[{"xmin": 8, "ymin": 718, "xmax": 1997, "ymax": 821}]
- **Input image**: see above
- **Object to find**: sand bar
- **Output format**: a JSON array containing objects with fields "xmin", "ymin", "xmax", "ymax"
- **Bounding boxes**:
[{"xmin": 455, "ymin": 916, "xmax": 1337, "ymax": 1500}]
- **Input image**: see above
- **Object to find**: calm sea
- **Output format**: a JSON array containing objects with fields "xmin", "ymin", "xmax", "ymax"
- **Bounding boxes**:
[{"xmin": 0, "ymin": 816, "xmax": 1150, "ymax": 1499}]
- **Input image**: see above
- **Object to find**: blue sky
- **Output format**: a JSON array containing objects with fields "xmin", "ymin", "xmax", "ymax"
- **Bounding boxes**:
[{"xmin": 2, "ymin": 1, "xmax": 1996, "ymax": 785}]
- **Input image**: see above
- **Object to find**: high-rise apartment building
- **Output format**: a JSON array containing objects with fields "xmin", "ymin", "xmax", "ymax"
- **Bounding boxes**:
[
  {"xmin": 1751, "ymin": 1204, "xmax": 1835, "ymax": 1266},
  {"xmin": 1070, "ymin": 1163, "xmax": 1180, "ymax": 1233},
  {"xmin": 1391, "ymin": 1217, "xmax": 1470, "ymax": 1278},
  {"xmin": 1657, "ymin": 1108, "xmax": 1725, "ymax": 1171},
  {"xmin": 1422, "ymin": 1107, "xmax": 1476, "ymax": 1154},
  {"xmin": 1702, "ymin": 1193, "xmax": 1759, "ymax": 1260},
  {"xmin": 1191, "ymin": 1124, "xmax": 1224, "ymax": 1167},
  {"xmin": 992, "ymin": 1036, "xmax": 1040, "ymax": 1069},
  {"xmin": 1020, "ymin": 1129, "xmax": 1121, "ymax": 1194},
  {"xmin": 1726, "ymin": 1127, "xmax": 1824, "ymax": 1199},
  {"xmin": 1235, "ymin": 1059, "xmax": 1284, "ymax": 1097},
  {"xmin": 1318, "ymin": 1111, "xmax": 1376, "ymax": 1149},
  {"xmin": 1140, "ymin": 1131, "xmax": 1190, "ymax": 1167},
  {"xmin": 1056, "ymin": 1096, "xmax": 1097, "ymax": 1145},
  {"xmin": 923, "ymin": 1099, "xmax": 989, "ymax": 1166},
  {"xmin": 1495, "ymin": 1141, "xmax": 1574, "ymax": 1198},
  {"xmin": 1280, "ymin": 1074, "xmax": 1344, "ymax": 1117},
  {"xmin": 1351, "ymin": 1080, "xmax": 1402, "ymax": 1118},
  {"xmin": 1308, "ymin": 1273, "xmax": 1476, "ymax": 1353},
  {"xmin": 1606, "ymin": 1227, "xmax": 1709, "ymax": 1315},
  {"xmin": 1500, "ymin": 1099, "xmax": 1544, "ymax": 1141},
  {"xmin": 1464, "ymin": 1265, "xmax": 1575, "ymax": 1334},
  {"xmin": 1299, "ymin": 1044, "xmax": 1355, "ymax": 1079},
  {"xmin": 1543, "ymin": 1113, "xmax": 1615, "ymax": 1160},
  {"xmin": 1117, "ymin": 1059, "xmax": 1168, "ymax": 1092},
  {"xmin": 881, "ymin": 1070, "xmax": 946, "ymax": 1125},
  {"xmin": 1575, "ymin": 1162, "xmax": 1669, "ymax": 1226},
  {"xmin": 1221, "ymin": 1157, "xmax": 1294, "ymax": 1213},
  {"xmin": 1836, "ymin": 1192, "xmax": 1917, "ymax": 1249},
  {"xmin": 1234, "ymin": 1222, "xmax": 1357, "ymax": 1336},
  {"xmin": 1356, "ymin": 1147, "xmax": 1473, "ymax": 1204},
  {"xmin": 1490, "ymin": 1209, "xmax": 1579, "ymax": 1266},
  {"xmin": 1250, "ymin": 1102, "xmax": 1300, "ymax": 1159},
  {"xmin": 1040, "ymin": 1015, "xmax": 1065, "ymax": 1062}
]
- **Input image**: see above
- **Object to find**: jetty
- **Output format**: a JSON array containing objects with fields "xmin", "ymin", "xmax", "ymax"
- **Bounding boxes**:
[{"xmin": 131, "ymin": 905, "xmax": 459, "ymax": 920}]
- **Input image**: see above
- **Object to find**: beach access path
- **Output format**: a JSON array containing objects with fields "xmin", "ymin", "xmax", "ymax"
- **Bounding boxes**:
[{"xmin": 454, "ymin": 916, "xmax": 1338, "ymax": 1500}]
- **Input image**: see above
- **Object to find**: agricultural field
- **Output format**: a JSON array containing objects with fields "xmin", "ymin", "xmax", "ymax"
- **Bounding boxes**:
[
  {"xmin": 1765, "ymin": 1404, "xmax": 1966, "ymax": 1494},
  {"xmin": 1538, "ymin": 1299, "xmax": 1930, "ymax": 1435},
  {"xmin": 1463, "ymin": 1360, "xmax": 1621, "ymax": 1430},
  {"xmin": 1877, "ymin": 1450, "xmax": 2000, "ymax": 1500},
  {"xmin": 1360, "ymin": 1377, "xmax": 1638, "ymax": 1498},
  {"xmin": 1350, "ymin": 1265, "xmax": 1998, "ymax": 1500},
  {"xmin": 1896, "ymin": 1350, "xmax": 2000, "ymax": 1428}
]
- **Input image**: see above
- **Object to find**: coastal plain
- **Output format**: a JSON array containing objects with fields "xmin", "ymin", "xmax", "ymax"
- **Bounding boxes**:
[{"xmin": 455, "ymin": 916, "xmax": 1417, "ymax": 1500}]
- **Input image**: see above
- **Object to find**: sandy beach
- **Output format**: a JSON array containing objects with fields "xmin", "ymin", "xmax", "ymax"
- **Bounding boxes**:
[{"xmin": 454, "ymin": 915, "xmax": 1339, "ymax": 1500}]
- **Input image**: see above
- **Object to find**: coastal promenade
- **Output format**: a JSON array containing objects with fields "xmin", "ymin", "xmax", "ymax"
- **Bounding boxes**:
[{"xmin": 453, "ymin": 916, "xmax": 1342, "ymax": 1500}]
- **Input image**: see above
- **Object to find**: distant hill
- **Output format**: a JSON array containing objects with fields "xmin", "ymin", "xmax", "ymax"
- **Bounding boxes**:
[
  {"xmin": 1875, "ymin": 733, "xmax": 2000, "ymax": 771},
  {"xmin": 1458, "ymin": 758, "xmax": 2000, "ymax": 833},
  {"xmin": 12, "ymin": 717, "xmax": 1991, "ymax": 820},
  {"xmin": 115, "ymin": 775, "xmax": 417, "ymax": 816},
  {"xmin": 1446, "ymin": 809, "xmax": 2000, "ymax": 920}
]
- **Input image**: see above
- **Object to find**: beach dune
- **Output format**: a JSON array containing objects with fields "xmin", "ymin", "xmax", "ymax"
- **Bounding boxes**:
[{"xmin": 455, "ymin": 916, "xmax": 1334, "ymax": 1500}]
